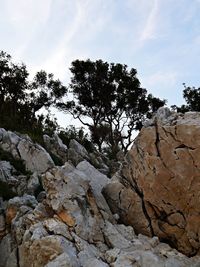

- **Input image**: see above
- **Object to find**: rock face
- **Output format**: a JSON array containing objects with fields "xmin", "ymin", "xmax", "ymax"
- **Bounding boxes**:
[
  {"xmin": 0, "ymin": 128, "xmax": 54, "ymax": 174},
  {"xmin": 43, "ymin": 133, "xmax": 68, "ymax": 164},
  {"xmin": 1, "ymin": 156, "xmax": 199, "ymax": 266},
  {"xmin": 1, "ymin": 119, "xmax": 200, "ymax": 266},
  {"xmin": 104, "ymin": 108, "xmax": 200, "ymax": 256}
]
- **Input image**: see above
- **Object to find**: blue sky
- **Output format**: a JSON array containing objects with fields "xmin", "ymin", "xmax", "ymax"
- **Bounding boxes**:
[{"xmin": 1, "ymin": 0, "xmax": 200, "ymax": 126}]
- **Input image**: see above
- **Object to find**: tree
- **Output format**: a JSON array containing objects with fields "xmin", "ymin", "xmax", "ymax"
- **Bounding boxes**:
[
  {"xmin": 0, "ymin": 51, "xmax": 67, "ymax": 135},
  {"xmin": 0, "ymin": 51, "xmax": 28, "ymax": 116},
  {"xmin": 27, "ymin": 70, "xmax": 67, "ymax": 123},
  {"xmin": 172, "ymin": 84, "xmax": 200, "ymax": 113},
  {"xmin": 58, "ymin": 59, "xmax": 165, "ymax": 156}
]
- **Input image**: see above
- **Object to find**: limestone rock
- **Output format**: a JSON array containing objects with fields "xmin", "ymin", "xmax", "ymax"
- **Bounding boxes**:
[
  {"xmin": 18, "ymin": 139, "xmax": 54, "ymax": 174},
  {"xmin": 44, "ymin": 253, "xmax": 78, "ymax": 267},
  {"xmin": 0, "ymin": 125, "xmax": 200, "ymax": 266},
  {"xmin": 43, "ymin": 134, "xmax": 68, "ymax": 164},
  {"xmin": 69, "ymin": 139, "xmax": 89, "ymax": 159},
  {"xmin": 0, "ymin": 234, "xmax": 17, "ymax": 267},
  {"xmin": 67, "ymin": 147, "xmax": 85, "ymax": 166},
  {"xmin": 42, "ymin": 161, "xmax": 115, "ymax": 242},
  {"xmin": 19, "ymin": 235, "xmax": 78, "ymax": 267},
  {"xmin": 0, "ymin": 128, "xmax": 54, "ymax": 174},
  {"xmin": 110, "ymin": 110, "xmax": 200, "ymax": 256}
]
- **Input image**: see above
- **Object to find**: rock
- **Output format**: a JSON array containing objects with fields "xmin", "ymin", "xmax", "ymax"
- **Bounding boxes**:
[
  {"xmin": 0, "ymin": 128, "xmax": 54, "ymax": 174},
  {"xmin": 109, "ymin": 110, "xmax": 200, "ymax": 256},
  {"xmin": 102, "ymin": 180, "xmax": 150, "ymax": 235},
  {"xmin": 0, "ymin": 213, "xmax": 5, "ymax": 238},
  {"xmin": 69, "ymin": 139, "xmax": 89, "ymax": 160},
  {"xmin": 0, "ymin": 234, "xmax": 17, "ymax": 267},
  {"xmin": 156, "ymin": 106, "xmax": 172, "ymax": 121},
  {"xmin": 18, "ymin": 139, "xmax": 54, "ymax": 174},
  {"xmin": 89, "ymin": 152, "xmax": 110, "ymax": 175},
  {"xmin": 0, "ymin": 161, "xmax": 40, "ymax": 197},
  {"xmin": 43, "ymin": 134, "xmax": 68, "ymax": 164},
  {"xmin": 19, "ymin": 235, "xmax": 78, "ymax": 267},
  {"xmin": 6, "ymin": 195, "xmax": 38, "ymax": 225},
  {"xmin": 44, "ymin": 253, "xmax": 78, "ymax": 267},
  {"xmin": 0, "ymin": 126, "xmax": 200, "ymax": 266},
  {"xmin": 42, "ymin": 161, "xmax": 115, "ymax": 242},
  {"xmin": 27, "ymin": 172, "xmax": 40, "ymax": 194},
  {"xmin": 0, "ymin": 161, "xmax": 18, "ymax": 197},
  {"xmin": 83, "ymin": 258, "xmax": 109, "ymax": 267},
  {"xmin": 67, "ymin": 148, "xmax": 85, "ymax": 166},
  {"xmin": 103, "ymin": 220, "xmax": 134, "ymax": 249}
]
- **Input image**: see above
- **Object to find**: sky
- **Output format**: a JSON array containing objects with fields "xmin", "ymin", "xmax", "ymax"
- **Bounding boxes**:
[{"xmin": 0, "ymin": 0, "xmax": 200, "ymax": 127}]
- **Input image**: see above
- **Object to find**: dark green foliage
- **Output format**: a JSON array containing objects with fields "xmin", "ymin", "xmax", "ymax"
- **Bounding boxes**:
[
  {"xmin": 0, "ymin": 51, "xmax": 67, "ymax": 140},
  {"xmin": 182, "ymin": 85, "xmax": 200, "ymax": 111},
  {"xmin": 172, "ymin": 84, "xmax": 200, "ymax": 113},
  {"xmin": 0, "ymin": 51, "xmax": 166, "ymax": 161},
  {"xmin": 57, "ymin": 59, "xmax": 165, "ymax": 157}
]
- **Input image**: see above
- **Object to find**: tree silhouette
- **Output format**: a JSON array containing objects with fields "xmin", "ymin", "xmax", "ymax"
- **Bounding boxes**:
[{"xmin": 58, "ymin": 59, "xmax": 165, "ymax": 156}]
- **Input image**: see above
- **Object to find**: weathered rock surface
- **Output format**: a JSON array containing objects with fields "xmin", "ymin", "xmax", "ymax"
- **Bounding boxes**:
[
  {"xmin": 0, "ymin": 128, "xmax": 54, "ymax": 174},
  {"xmin": 1, "ymin": 119, "xmax": 200, "ymax": 266},
  {"xmin": 1, "ymin": 155, "xmax": 200, "ymax": 266},
  {"xmin": 104, "ymin": 108, "xmax": 200, "ymax": 256},
  {"xmin": 0, "ymin": 160, "xmax": 41, "ymax": 198},
  {"xmin": 43, "ymin": 133, "xmax": 68, "ymax": 164}
]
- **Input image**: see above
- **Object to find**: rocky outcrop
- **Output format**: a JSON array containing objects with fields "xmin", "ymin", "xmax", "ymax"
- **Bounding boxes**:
[
  {"xmin": 104, "ymin": 108, "xmax": 200, "ymax": 256},
  {"xmin": 1, "ymin": 118, "xmax": 200, "ymax": 265},
  {"xmin": 0, "ymin": 128, "xmax": 54, "ymax": 174},
  {"xmin": 43, "ymin": 133, "xmax": 68, "ymax": 164},
  {"xmin": 1, "ymin": 157, "xmax": 199, "ymax": 266},
  {"xmin": 0, "ymin": 161, "xmax": 40, "ymax": 197}
]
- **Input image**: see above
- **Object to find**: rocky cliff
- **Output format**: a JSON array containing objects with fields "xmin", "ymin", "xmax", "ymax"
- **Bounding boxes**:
[
  {"xmin": 0, "ymin": 114, "xmax": 200, "ymax": 266},
  {"xmin": 103, "ymin": 108, "xmax": 200, "ymax": 257}
]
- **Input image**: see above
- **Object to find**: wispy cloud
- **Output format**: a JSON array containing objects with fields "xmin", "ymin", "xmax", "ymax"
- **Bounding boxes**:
[
  {"xmin": 140, "ymin": 0, "xmax": 159, "ymax": 42},
  {"xmin": 37, "ymin": 0, "xmax": 113, "ymax": 81},
  {"xmin": 1, "ymin": 0, "xmax": 52, "ymax": 59}
]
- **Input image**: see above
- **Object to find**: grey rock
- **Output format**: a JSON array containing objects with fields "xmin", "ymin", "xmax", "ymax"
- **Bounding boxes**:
[
  {"xmin": 0, "ymin": 128, "xmax": 54, "ymax": 174},
  {"xmin": 18, "ymin": 139, "xmax": 54, "ymax": 174},
  {"xmin": 0, "ymin": 127, "xmax": 199, "ymax": 267},
  {"xmin": 43, "ymin": 134, "xmax": 68, "ymax": 164},
  {"xmin": 67, "ymin": 148, "xmax": 84, "ymax": 166},
  {"xmin": 156, "ymin": 106, "xmax": 172, "ymax": 121},
  {"xmin": 69, "ymin": 139, "xmax": 89, "ymax": 159},
  {"xmin": 44, "ymin": 252, "xmax": 79, "ymax": 267},
  {"xmin": 83, "ymin": 258, "xmax": 109, "ymax": 267},
  {"xmin": 0, "ymin": 234, "xmax": 17, "ymax": 267},
  {"xmin": 8, "ymin": 194, "xmax": 38, "ymax": 209}
]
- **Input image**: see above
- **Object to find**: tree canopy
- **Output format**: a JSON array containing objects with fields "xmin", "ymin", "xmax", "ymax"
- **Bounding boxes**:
[
  {"xmin": 58, "ymin": 59, "xmax": 165, "ymax": 156},
  {"xmin": 0, "ymin": 51, "xmax": 67, "ymax": 138},
  {"xmin": 0, "ymin": 51, "xmax": 167, "ymax": 158}
]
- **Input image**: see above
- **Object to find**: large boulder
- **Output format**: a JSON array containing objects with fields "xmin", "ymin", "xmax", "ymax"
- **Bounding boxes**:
[
  {"xmin": 0, "ymin": 128, "xmax": 54, "ymax": 174},
  {"xmin": 104, "ymin": 108, "xmax": 200, "ymax": 256}
]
